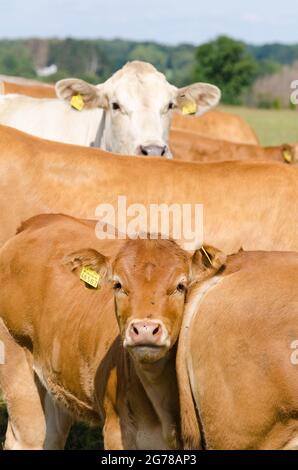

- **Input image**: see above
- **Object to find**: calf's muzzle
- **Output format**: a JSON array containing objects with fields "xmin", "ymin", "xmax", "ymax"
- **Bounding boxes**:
[{"xmin": 127, "ymin": 320, "xmax": 165, "ymax": 347}]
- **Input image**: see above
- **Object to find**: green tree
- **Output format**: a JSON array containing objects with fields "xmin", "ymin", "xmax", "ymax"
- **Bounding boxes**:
[
  {"xmin": 193, "ymin": 36, "xmax": 258, "ymax": 104},
  {"xmin": 128, "ymin": 44, "xmax": 167, "ymax": 71},
  {"xmin": 0, "ymin": 41, "xmax": 35, "ymax": 78}
]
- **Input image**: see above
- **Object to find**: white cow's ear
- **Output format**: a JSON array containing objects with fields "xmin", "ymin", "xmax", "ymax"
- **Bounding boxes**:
[
  {"xmin": 176, "ymin": 83, "xmax": 221, "ymax": 116},
  {"xmin": 55, "ymin": 79, "xmax": 108, "ymax": 109},
  {"xmin": 63, "ymin": 248, "xmax": 111, "ymax": 281},
  {"xmin": 190, "ymin": 245, "xmax": 226, "ymax": 283}
]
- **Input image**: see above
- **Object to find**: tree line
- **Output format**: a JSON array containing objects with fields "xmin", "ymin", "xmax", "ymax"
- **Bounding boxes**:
[{"xmin": 0, "ymin": 36, "xmax": 297, "ymax": 107}]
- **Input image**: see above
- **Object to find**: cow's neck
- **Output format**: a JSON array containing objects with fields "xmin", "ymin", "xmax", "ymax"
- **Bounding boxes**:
[
  {"xmin": 98, "ymin": 111, "xmax": 114, "ymax": 152},
  {"xmin": 132, "ymin": 347, "xmax": 180, "ymax": 448},
  {"xmin": 90, "ymin": 110, "xmax": 107, "ymax": 149}
]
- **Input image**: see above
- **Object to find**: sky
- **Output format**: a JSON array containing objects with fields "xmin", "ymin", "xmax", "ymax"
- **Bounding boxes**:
[{"xmin": 1, "ymin": 0, "xmax": 298, "ymax": 45}]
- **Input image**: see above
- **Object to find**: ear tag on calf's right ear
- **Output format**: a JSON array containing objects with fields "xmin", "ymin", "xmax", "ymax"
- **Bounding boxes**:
[
  {"xmin": 71, "ymin": 94, "xmax": 84, "ymax": 111},
  {"xmin": 200, "ymin": 246, "xmax": 212, "ymax": 266},
  {"xmin": 80, "ymin": 267, "xmax": 101, "ymax": 289},
  {"xmin": 182, "ymin": 102, "xmax": 197, "ymax": 116},
  {"xmin": 283, "ymin": 150, "xmax": 293, "ymax": 164}
]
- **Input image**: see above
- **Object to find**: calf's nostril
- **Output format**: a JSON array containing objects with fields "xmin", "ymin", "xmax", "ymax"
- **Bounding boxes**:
[
  {"xmin": 161, "ymin": 146, "xmax": 167, "ymax": 156},
  {"xmin": 152, "ymin": 326, "xmax": 160, "ymax": 336},
  {"xmin": 133, "ymin": 326, "xmax": 139, "ymax": 335}
]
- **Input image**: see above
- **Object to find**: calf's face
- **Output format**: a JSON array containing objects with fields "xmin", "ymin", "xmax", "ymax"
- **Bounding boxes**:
[
  {"xmin": 111, "ymin": 239, "xmax": 191, "ymax": 363},
  {"xmin": 65, "ymin": 240, "xmax": 226, "ymax": 364}
]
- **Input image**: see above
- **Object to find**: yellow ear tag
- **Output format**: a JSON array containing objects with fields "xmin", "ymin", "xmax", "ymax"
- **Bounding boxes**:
[
  {"xmin": 182, "ymin": 102, "xmax": 197, "ymax": 116},
  {"xmin": 200, "ymin": 246, "xmax": 213, "ymax": 266},
  {"xmin": 80, "ymin": 267, "xmax": 101, "ymax": 289},
  {"xmin": 71, "ymin": 94, "xmax": 85, "ymax": 111},
  {"xmin": 283, "ymin": 150, "xmax": 293, "ymax": 164}
]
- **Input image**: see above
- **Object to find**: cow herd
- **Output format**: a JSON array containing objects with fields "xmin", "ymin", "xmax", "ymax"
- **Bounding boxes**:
[{"xmin": 0, "ymin": 61, "xmax": 298, "ymax": 450}]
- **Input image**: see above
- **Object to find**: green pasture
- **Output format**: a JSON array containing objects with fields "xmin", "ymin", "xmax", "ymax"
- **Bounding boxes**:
[{"xmin": 221, "ymin": 105, "xmax": 298, "ymax": 146}]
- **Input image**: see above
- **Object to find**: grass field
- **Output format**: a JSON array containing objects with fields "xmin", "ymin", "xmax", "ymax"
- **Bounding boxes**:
[{"xmin": 220, "ymin": 106, "xmax": 298, "ymax": 147}]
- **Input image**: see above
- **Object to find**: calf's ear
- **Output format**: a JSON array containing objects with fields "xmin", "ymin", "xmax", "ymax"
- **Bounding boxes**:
[
  {"xmin": 63, "ymin": 248, "xmax": 110, "ymax": 280},
  {"xmin": 191, "ymin": 245, "xmax": 226, "ymax": 282},
  {"xmin": 55, "ymin": 78, "xmax": 108, "ymax": 109},
  {"xmin": 176, "ymin": 83, "xmax": 221, "ymax": 116}
]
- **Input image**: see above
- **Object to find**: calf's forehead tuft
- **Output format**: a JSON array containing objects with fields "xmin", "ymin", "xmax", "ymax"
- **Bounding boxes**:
[{"xmin": 113, "ymin": 238, "xmax": 189, "ymax": 273}]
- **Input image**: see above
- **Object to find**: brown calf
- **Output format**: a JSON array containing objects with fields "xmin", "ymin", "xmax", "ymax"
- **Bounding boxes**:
[{"xmin": 0, "ymin": 214, "xmax": 220, "ymax": 450}]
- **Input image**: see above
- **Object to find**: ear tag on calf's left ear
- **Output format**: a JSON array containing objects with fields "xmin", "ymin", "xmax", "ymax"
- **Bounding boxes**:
[
  {"xmin": 71, "ymin": 94, "xmax": 85, "ymax": 111},
  {"xmin": 182, "ymin": 102, "xmax": 197, "ymax": 116},
  {"xmin": 80, "ymin": 267, "xmax": 101, "ymax": 289},
  {"xmin": 283, "ymin": 150, "xmax": 293, "ymax": 164}
]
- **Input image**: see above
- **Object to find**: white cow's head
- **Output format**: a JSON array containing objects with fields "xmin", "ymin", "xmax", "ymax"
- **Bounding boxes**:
[{"xmin": 56, "ymin": 61, "xmax": 221, "ymax": 157}]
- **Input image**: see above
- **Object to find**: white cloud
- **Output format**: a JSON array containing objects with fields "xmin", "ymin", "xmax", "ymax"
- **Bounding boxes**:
[{"xmin": 243, "ymin": 13, "xmax": 262, "ymax": 24}]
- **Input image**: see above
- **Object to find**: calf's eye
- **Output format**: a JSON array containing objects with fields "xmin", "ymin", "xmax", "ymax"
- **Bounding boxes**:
[
  {"xmin": 113, "ymin": 281, "xmax": 122, "ymax": 290},
  {"xmin": 176, "ymin": 283, "xmax": 186, "ymax": 293},
  {"xmin": 168, "ymin": 102, "xmax": 175, "ymax": 110}
]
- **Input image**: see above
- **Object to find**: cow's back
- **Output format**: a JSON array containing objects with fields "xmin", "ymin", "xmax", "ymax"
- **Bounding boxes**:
[
  {"xmin": 172, "ymin": 110, "xmax": 259, "ymax": 145},
  {"xmin": 0, "ymin": 95, "xmax": 103, "ymax": 145},
  {"xmin": 0, "ymin": 125, "xmax": 298, "ymax": 254},
  {"xmin": 0, "ymin": 80, "xmax": 56, "ymax": 99}
]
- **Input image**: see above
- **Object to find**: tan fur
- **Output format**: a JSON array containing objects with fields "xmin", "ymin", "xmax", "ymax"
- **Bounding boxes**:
[
  {"xmin": 172, "ymin": 110, "xmax": 259, "ymax": 144},
  {"xmin": 170, "ymin": 128, "xmax": 298, "ymax": 164},
  {"xmin": 0, "ymin": 80, "xmax": 56, "ymax": 98},
  {"xmin": 0, "ymin": 125, "xmax": 297, "ymax": 254}
]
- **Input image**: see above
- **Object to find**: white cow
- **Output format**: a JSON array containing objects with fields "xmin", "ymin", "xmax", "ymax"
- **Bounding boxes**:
[{"xmin": 0, "ymin": 61, "xmax": 220, "ymax": 156}]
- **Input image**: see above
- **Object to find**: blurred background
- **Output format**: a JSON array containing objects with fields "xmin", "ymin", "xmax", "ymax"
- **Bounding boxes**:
[
  {"xmin": 1, "ymin": 1, "xmax": 298, "ymax": 144},
  {"xmin": 0, "ymin": 0, "xmax": 298, "ymax": 449}
]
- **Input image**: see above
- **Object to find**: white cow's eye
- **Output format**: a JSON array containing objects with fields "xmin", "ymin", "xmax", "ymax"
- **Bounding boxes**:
[
  {"xmin": 112, "ymin": 102, "xmax": 121, "ymax": 111},
  {"xmin": 168, "ymin": 102, "xmax": 175, "ymax": 110}
]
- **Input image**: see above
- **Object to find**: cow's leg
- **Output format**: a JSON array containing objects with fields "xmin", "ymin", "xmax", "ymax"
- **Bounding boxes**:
[
  {"xmin": 102, "ymin": 368, "xmax": 124, "ymax": 450},
  {"xmin": 103, "ymin": 399, "xmax": 124, "ymax": 450},
  {"xmin": 0, "ymin": 319, "xmax": 46, "ymax": 450},
  {"xmin": 43, "ymin": 392, "xmax": 73, "ymax": 450}
]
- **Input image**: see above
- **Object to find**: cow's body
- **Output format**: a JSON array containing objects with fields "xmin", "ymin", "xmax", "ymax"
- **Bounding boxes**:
[
  {"xmin": 0, "ymin": 214, "xmax": 190, "ymax": 449},
  {"xmin": 0, "ymin": 94, "xmax": 103, "ymax": 146},
  {"xmin": 0, "ymin": 80, "xmax": 56, "ymax": 99},
  {"xmin": 170, "ymin": 128, "xmax": 298, "ymax": 164},
  {"xmin": 172, "ymin": 110, "xmax": 259, "ymax": 145},
  {"xmin": 0, "ymin": 125, "xmax": 298, "ymax": 254},
  {"xmin": 178, "ymin": 250, "xmax": 298, "ymax": 450}
]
